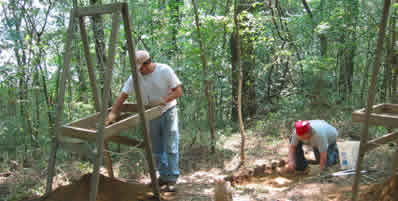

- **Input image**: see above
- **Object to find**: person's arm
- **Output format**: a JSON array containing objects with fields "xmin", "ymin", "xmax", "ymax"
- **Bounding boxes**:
[
  {"xmin": 163, "ymin": 85, "xmax": 182, "ymax": 103},
  {"xmin": 287, "ymin": 144, "xmax": 297, "ymax": 171},
  {"xmin": 105, "ymin": 92, "xmax": 128, "ymax": 125},
  {"xmin": 319, "ymin": 151, "xmax": 327, "ymax": 171}
]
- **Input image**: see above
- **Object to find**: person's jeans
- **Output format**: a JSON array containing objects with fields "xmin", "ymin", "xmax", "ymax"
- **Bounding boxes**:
[
  {"xmin": 294, "ymin": 141, "xmax": 339, "ymax": 171},
  {"xmin": 149, "ymin": 107, "xmax": 179, "ymax": 182}
]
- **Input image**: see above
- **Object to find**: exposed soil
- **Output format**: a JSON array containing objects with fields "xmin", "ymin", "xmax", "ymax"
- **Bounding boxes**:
[
  {"xmin": 39, "ymin": 165, "xmax": 398, "ymax": 201},
  {"xmin": 42, "ymin": 174, "xmax": 154, "ymax": 201},
  {"xmin": 360, "ymin": 176, "xmax": 398, "ymax": 201},
  {"xmin": 6, "ymin": 130, "xmax": 397, "ymax": 201}
]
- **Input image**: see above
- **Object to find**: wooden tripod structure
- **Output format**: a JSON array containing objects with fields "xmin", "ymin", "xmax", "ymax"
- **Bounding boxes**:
[
  {"xmin": 350, "ymin": 1, "xmax": 397, "ymax": 201},
  {"xmin": 45, "ymin": 3, "xmax": 161, "ymax": 201}
]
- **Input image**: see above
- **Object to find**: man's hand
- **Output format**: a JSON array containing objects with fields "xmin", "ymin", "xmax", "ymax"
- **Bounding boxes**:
[
  {"xmin": 286, "ymin": 161, "xmax": 296, "ymax": 174},
  {"xmin": 105, "ymin": 111, "xmax": 118, "ymax": 126}
]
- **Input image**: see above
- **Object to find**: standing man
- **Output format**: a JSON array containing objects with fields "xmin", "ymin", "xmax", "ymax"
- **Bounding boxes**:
[
  {"xmin": 287, "ymin": 120, "xmax": 339, "ymax": 173},
  {"xmin": 106, "ymin": 50, "xmax": 182, "ymax": 191}
]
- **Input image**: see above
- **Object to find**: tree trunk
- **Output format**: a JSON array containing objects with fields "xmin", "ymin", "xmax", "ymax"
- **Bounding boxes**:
[
  {"xmin": 39, "ymin": 63, "xmax": 55, "ymax": 130},
  {"xmin": 192, "ymin": 0, "xmax": 216, "ymax": 150},
  {"xmin": 233, "ymin": 0, "xmax": 246, "ymax": 167},
  {"xmin": 360, "ymin": 42, "xmax": 371, "ymax": 106},
  {"xmin": 32, "ymin": 70, "xmax": 40, "ymax": 145},
  {"xmin": 169, "ymin": 0, "xmax": 181, "ymax": 56},
  {"xmin": 75, "ymin": 30, "xmax": 88, "ymax": 103},
  {"xmin": 191, "ymin": 0, "xmax": 217, "ymax": 153},
  {"xmin": 382, "ymin": 32, "xmax": 392, "ymax": 103},
  {"xmin": 339, "ymin": 0, "xmax": 359, "ymax": 102},
  {"xmin": 90, "ymin": 0, "xmax": 109, "ymax": 105},
  {"xmin": 391, "ymin": 15, "xmax": 397, "ymax": 104},
  {"xmin": 230, "ymin": 33, "xmax": 239, "ymax": 122},
  {"xmin": 230, "ymin": 0, "xmax": 257, "ymax": 122},
  {"xmin": 393, "ymin": 69, "xmax": 398, "ymax": 103}
]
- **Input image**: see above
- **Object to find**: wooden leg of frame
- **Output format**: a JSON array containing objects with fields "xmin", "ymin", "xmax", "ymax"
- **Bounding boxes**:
[{"xmin": 104, "ymin": 141, "xmax": 114, "ymax": 178}]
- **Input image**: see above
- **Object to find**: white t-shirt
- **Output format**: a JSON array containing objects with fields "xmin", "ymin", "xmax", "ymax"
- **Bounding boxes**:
[
  {"xmin": 122, "ymin": 63, "xmax": 182, "ymax": 113},
  {"xmin": 290, "ymin": 120, "xmax": 338, "ymax": 152}
]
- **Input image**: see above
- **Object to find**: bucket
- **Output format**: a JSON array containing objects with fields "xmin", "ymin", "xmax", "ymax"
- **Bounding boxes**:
[{"xmin": 337, "ymin": 141, "xmax": 360, "ymax": 170}]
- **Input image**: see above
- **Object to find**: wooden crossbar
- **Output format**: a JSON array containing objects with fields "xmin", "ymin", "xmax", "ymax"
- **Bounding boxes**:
[
  {"xmin": 352, "ymin": 103, "xmax": 398, "ymax": 128},
  {"xmin": 364, "ymin": 131, "xmax": 398, "ymax": 152},
  {"xmin": 75, "ymin": 3, "xmax": 123, "ymax": 17}
]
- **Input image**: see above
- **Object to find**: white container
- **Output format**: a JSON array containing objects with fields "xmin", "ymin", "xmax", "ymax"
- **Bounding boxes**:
[{"xmin": 337, "ymin": 141, "xmax": 360, "ymax": 170}]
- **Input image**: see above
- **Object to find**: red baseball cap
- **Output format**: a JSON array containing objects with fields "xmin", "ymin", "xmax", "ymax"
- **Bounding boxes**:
[{"xmin": 295, "ymin": 120, "xmax": 310, "ymax": 136}]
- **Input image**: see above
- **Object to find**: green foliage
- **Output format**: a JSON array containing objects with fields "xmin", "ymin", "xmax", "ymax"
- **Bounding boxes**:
[
  {"xmin": 298, "ymin": 56, "xmax": 336, "ymax": 73},
  {"xmin": 66, "ymin": 101, "xmax": 96, "ymax": 121}
]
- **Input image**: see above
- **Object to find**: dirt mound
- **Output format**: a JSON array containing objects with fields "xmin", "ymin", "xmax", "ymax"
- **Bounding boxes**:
[
  {"xmin": 360, "ymin": 176, "xmax": 398, "ymax": 201},
  {"xmin": 225, "ymin": 159, "xmax": 287, "ymax": 185},
  {"xmin": 43, "ymin": 173, "xmax": 154, "ymax": 201}
]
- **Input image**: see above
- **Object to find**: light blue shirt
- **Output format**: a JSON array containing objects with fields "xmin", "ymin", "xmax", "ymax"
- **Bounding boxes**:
[{"xmin": 291, "ymin": 120, "xmax": 338, "ymax": 152}]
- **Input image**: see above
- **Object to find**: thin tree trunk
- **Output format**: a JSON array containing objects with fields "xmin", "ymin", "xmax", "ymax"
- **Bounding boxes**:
[
  {"xmin": 230, "ymin": 33, "xmax": 239, "ymax": 122},
  {"xmin": 222, "ymin": 0, "xmax": 231, "ymax": 49},
  {"xmin": 191, "ymin": 0, "xmax": 216, "ymax": 153},
  {"xmin": 33, "ymin": 70, "xmax": 40, "ymax": 145},
  {"xmin": 39, "ymin": 63, "xmax": 55, "ymax": 130},
  {"xmin": 233, "ymin": 0, "xmax": 246, "ymax": 167},
  {"xmin": 76, "ymin": 35, "xmax": 88, "ymax": 103},
  {"xmin": 231, "ymin": 0, "xmax": 256, "ymax": 121},
  {"xmin": 393, "ymin": 70, "xmax": 398, "ymax": 103},
  {"xmin": 391, "ymin": 14, "xmax": 397, "ymax": 104},
  {"xmin": 382, "ymin": 31, "xmax": 392, "ymax": 102},
  {"xmin": 90, "ymin": 0, "xmax": 109, "ymax": 105},
  {"xmin": 360, "ymin": 42, "xmax": 371, "ymax": 106},
  {"xmin": 340, "ymin": 0, "xmax": 358, "ymax": 102},
  {"xmin": 169, "ymin": 0, "xmax": 180, "ymax": 56}
]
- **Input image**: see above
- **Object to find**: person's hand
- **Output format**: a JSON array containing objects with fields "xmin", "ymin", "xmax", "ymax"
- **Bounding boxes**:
[
  {"xmin": 286, "ymin": 161, "xmax": 296, "ymax": 174},
  {"xmin": 105, "ymin": 111, "xmax": 118, "ymax": 126}
]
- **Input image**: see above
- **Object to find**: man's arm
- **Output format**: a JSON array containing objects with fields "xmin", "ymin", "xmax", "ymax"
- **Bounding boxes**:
[
  {"xmin": 105, "ymin": 92, "xmax": 128, "ymax": 125},
  {"xmin": 163, "ymin": 85, "xmax": 182, "ymax": 103},
  {"xmin": 319, "ymin": 151, "xmax": 327, "ymax": 171}
]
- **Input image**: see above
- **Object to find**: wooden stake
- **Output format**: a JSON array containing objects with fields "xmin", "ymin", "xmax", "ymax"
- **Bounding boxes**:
[
  {"xmin": 121, "ymin": 3, "xmax": 161, "ymax": 200},
  {"xmin": 89, "ymin": 10, "xmax": 120, "ymax": 201},
  {"xmin": 351, "ymin": 1, "xmax": 391, "ymax": 201},
  {"xmin": 46, "ymin": 9, "xmax": 76, "ymax": 193}
]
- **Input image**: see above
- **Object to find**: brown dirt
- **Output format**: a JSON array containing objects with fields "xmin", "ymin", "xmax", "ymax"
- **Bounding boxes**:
[
  {"xmin": 41, "ymin": 173, "xmax": 200, "ymax": 201},
  {"xmin": 360, "ymin": 176, "xmax": 398, "ymax": 201},
  {"xmin": 7, "ymin": 131, "xmax": 395, "ymax": 201},
  {"xmin": 43, "ymin": 173, "xmax": 155, "ymax": 201}
]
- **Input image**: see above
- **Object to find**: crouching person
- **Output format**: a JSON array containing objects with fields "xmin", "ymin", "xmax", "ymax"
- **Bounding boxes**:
[{"xmin": 287, "ymin": 120, "xmax": 339, "ymax": 173}]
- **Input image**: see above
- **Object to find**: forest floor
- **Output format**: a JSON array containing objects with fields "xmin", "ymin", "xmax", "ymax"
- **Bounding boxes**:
[{"xmin": 1, "ymin": 120, "xmax": 398, "ymax": 201}]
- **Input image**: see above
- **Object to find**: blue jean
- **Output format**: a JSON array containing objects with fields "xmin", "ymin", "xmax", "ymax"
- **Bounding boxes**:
[
  {"xmin": 149, "ymin": 107, "xmax": 179, "ymax": 182},
  {"xmin": 294, "ymin": 141, "xmax": 339, "ymax": 171}
]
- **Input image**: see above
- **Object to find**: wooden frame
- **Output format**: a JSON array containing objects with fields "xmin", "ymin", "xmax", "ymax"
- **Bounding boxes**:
[
  {"xmin": 60, "ymin": 104, "xmax": 162, "ymax": 140},
  {"xmin": 46, "ymin": 3, "xmax": 161, "ymax": 201},
  {"xmin": 364, "ymin": 131, "xmax": 398, "ymax": 152},
  {"xmin": 352, "ymin": 103, "xmax": 398, "ymax": 128},
  {"xmin": 351, "ymin": 103, "xmax": 398, "ymax": 201},
  {"xmin": 351, "ymin": 2, "xmax": 393, "ymax": 201},
  {"xmin": 75, "ymin": 3, "xmax": 124, "ymax": 17}
]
